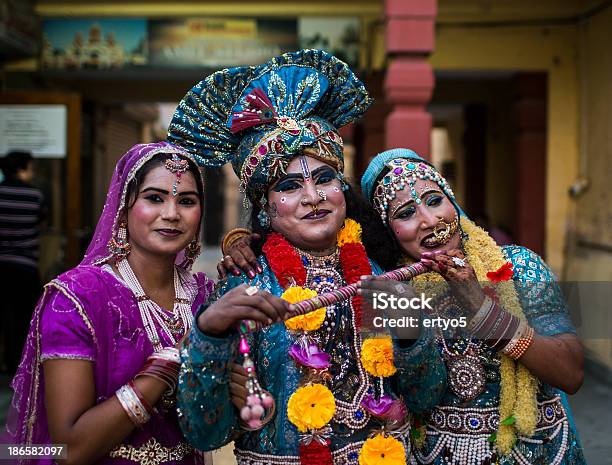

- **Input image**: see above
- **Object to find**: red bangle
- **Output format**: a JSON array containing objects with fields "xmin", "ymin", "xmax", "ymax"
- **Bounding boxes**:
[{"xmin": 128, "ymin": 381, "xmax": 155, "ymax": 415}]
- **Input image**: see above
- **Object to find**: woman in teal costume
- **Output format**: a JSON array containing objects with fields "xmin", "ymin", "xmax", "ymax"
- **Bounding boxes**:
[
  {"xmin": 358, "ymin": 148, "xmax": 586, "ymax": 465},
  {"xmin": 167, "ymin": 50, "xmax": 443, "ymax": 465}
]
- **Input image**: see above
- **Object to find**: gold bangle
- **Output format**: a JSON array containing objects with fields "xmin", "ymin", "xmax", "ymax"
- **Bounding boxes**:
[{"xmin": 221, "ymin": 228, "xmax": 251, "ymax": 255}]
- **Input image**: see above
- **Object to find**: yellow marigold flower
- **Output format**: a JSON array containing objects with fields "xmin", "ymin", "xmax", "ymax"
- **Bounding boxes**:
[
  {"xmin": 337, "ymin": 218, "xmax": 362, "ymax": 247},
  {"xmin": 359, "ymin": 433, "xmax": 406, "ymax": 465},
  {"xmin": 361, "ymin": 337, "xmax": 397, "ymax": 378},
  {"xmin": 282, "ymin": 287, "xmax": 326, "ymax": 331},
  {"xmin": 287, "ymin": 384, "xmax": 336, "ymax": 432}
]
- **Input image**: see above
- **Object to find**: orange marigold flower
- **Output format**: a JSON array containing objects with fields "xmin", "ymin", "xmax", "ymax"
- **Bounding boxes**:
[
  {"xmin": 337, "ymin": 218, "xmax": 362, "ymax": 247},
  {"xmin": 287, "ymin": 384, "xmax": 336, "ymax": 432},
  {"xmin": 358, "ymin": 433, "xmax": 406, "ymax": 465},
  {"xmin": 282, "ymin": 287, "xmax": 327, "ymax": 331},
  {"xmin": 361, "ymin": 337, "xmax": 397, "ymax": 378}
]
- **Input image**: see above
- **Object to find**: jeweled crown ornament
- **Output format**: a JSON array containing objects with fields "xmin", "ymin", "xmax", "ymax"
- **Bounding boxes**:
[
  {"xmin": 372, "ymin": 158, "xmax": 455, "ymax": 224},
  {"xmin": 164, "ymin": 154, "xmax": 189, "ymax": 196}
]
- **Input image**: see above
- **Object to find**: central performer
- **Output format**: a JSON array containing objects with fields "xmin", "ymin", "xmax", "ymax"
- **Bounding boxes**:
[{"xmin": 168, "ymin": 50, "xmax": 440, "ymax": 465}]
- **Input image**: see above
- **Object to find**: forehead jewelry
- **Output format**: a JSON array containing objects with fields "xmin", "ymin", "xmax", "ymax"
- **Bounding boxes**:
[
  {"xmin": 372, "ymin": 158, "xmax": 455, "ymax": 224},
  {"xmin": 298, "ymin": 155, "xmax": 311, "ymax": 180},
  {"xmin": 317, "ymin": 189, "xmax": 327, "ymax": 201},
  {"xmin": 280, "ymin": 196, "xmax": 287, "ymax": 203},
  {"xmin": 164, "ymin": 154, "xmax": 189, "ymax": 196}
]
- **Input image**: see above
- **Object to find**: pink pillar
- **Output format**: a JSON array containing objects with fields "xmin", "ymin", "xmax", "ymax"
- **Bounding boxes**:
[{"xmin": 384, "ymin": 0, "xmax": 437, "ymax": 159}]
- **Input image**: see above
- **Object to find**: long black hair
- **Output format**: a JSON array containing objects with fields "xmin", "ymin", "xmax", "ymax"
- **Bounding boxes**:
[{"xmin": 248, "ymin": 183, "xmax": 399, "ymax": 270}]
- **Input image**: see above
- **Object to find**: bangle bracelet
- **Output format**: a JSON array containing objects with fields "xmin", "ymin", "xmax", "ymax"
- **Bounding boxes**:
[
  {"xmin": 468, "ymin": 296, "xmax": 494, "ymax": 333},
  {"xmin": 498, "ymin": 319, "xmax": 525, "ymax": 353},
  {"xmin": 116, "ymin": 382, "xmax": 152, "ymax": 426},
  {"xmin": 506, "ymin": 325, "xmax": 535, "ymax": 360},
  {"xmin": 221, "ymin": 228, "xmax": 251, "ymax": 255},
  {"xmin": 491, "ymin": 313, "xmax": 520, "ymax": 352}
]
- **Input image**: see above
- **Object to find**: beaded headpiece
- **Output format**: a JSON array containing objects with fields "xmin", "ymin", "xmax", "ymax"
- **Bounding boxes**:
[
  {"xmin": 168, "ymin": 49, "xmax": 371, "ymax": 206},
  {"xmin": 164, "ymin": 154, "xmax": 189, "ymax": 196},
  {"xmin": 361, "ymin": 149, "xmax": 460, "ymax": 224}
]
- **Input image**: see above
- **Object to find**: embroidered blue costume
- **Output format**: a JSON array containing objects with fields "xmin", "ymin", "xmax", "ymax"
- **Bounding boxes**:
[
  {"xmin": 361, "ymin": 149, "xmax": 586, "ymax": 465},
  {"xmin": 168, "ymin": 51, "xmax": 443, "ymax": 465}
]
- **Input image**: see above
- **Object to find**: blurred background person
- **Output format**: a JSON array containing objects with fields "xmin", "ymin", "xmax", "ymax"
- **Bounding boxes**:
[{"xmin": 0, "ymin": 151, "xmax": 46, "ymax": 374}]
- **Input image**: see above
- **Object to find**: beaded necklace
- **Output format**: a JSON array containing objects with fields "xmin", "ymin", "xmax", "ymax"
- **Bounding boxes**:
[
  {"xmin": 262, "ymin": 220, "xmax": 408, "ymax": 465},
  {"xmin": 117, "ymin": 258, "xmax": 193, "ymax": 352}
]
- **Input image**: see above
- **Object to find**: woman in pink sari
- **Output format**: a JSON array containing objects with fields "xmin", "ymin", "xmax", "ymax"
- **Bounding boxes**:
[{"xmin": 2, "ymin": 142, "xmax": 215, "ymax": 464}]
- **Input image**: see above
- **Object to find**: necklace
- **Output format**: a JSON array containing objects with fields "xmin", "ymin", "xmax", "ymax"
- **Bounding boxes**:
[
  {"xmin": 117, "ymin": 258, "xmax": 193, "ymax": 352},
  {"xmin": 297, "ymin": 246, "xmax": 342, "ymax": 294},
  {"xmin": 434, "ymin": 293, "xmax": 485, "ymax": 402}
]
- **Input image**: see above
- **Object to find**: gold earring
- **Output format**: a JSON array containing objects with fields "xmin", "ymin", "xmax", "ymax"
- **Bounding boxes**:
[
  {"xmin": 108, "ymin": 221, "xmax": 131, "ymax": 260},
  {"xmin": 184, "ymin": 238, "xmax": 201, "ymax": 262}
]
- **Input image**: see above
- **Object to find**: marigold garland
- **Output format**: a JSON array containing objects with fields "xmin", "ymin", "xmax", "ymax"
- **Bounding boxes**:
[
  {"xmin": 263, "ymin": 219, "xmax": 402, "ymax": 463},
  {"xmin": 282, "ymin": 287, "xmax": 327, "ymax": 331},
  {"xmin": 361, "ymin": 337, "xmax": 397, "ymax": 378},
  {"xmin": 287, "ymin": 384, "xmax": 336, "ymax": 432},
  {"xmin": 337, "ymin": 217, "xmax": 362, "ymax": 246},
  {"xmin": 359, "ymin": 434, "xmax": 406, "ymax": 465},
  {"xmin": 409, "ymin": 218, "xmax": 537, "ymax": 454}
]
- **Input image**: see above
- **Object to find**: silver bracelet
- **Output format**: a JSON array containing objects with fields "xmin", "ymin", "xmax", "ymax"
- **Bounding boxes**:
[{"xmin": 116, "ymin": 383, "xmax": 151, "ymax": 426}]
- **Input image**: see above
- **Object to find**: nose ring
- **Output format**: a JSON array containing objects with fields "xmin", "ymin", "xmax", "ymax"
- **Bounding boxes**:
[
  {"xmin": 300, "ymin": 197, "xmax": 309, "ymax": 206},
  {"xmin": 317, "ymin": 189, "xmax": 327, "ymax": 201}
]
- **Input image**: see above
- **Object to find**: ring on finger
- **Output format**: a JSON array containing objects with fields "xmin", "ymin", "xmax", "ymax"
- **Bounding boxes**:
[
  {"xmin": 223, "ymin": 255, "xmax": 232, "ymax": 261},
  {"xmin": 245, "ymin": 285, "xmax": 259, "ymax": 296},
  {"xmin": 451, "ymin": 257, "xmax": 466, "ymax": 268}
]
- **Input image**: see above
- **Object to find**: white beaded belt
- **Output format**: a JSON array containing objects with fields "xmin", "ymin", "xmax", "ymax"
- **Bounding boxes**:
[
  {"xmin": 235, "ymin": 441, "xmax": 364, "ymax": 465},
  {"xmin": 109, "ymin": 438, "xmax": 192, "ymax": 464},
  {"xmin": 429, "ymin": 396, "xmax": 565, "ymax": 436}
]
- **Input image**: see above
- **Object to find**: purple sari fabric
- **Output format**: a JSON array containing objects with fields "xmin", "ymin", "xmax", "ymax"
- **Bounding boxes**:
[{"xmin": 2, "ymin": 142, "xmax": 214, "ymax": 464}]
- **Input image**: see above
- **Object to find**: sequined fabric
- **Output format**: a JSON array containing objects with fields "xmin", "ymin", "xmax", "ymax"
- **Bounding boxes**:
[
  {"xmin": 402, "ymin": 246, "xmax": 586, "ymax": 464},
  {"xmin": 177, "ymin": 256, "xmax": 442, "ymax": 462},
  {"xmin": 168, "ymin": 49, "xmax": 371, "ymax": 204}
]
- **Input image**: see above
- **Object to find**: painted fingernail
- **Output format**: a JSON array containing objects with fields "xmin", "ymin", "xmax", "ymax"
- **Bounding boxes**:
[
  {"xmin": 248, "ymin": 270, "xmax": 255, "ymax": 278},
  {"xmin": 256, "ymin": 265, "xmax": 263, "ymax": 273},
  {"xmin": 421, "ymin": 252, "xmax": 434, "ymax": 258},
  {"xmin": 233, "ymin": 269, "xmax": 241, "ymax": 276}
]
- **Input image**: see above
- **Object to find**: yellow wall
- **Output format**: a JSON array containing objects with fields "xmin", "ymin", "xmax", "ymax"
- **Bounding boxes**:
[
  {"xmin": 565, "ymin": 6, "xmax": 612, "ymax": 369},
  {"xmin": 430, "ymin": 24, "xmax": 579, "ymax": 276}
]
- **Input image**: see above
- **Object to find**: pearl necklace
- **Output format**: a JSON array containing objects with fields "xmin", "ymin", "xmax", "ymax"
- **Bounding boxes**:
[{"xmin": 117, "ymin": 258, "xmax": 192, "ymax": 352}]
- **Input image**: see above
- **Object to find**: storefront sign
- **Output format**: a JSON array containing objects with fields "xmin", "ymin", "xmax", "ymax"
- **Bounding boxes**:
[{"xmin": 0, "ymin": 104, "xmax": 67, "ymax": 157}]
